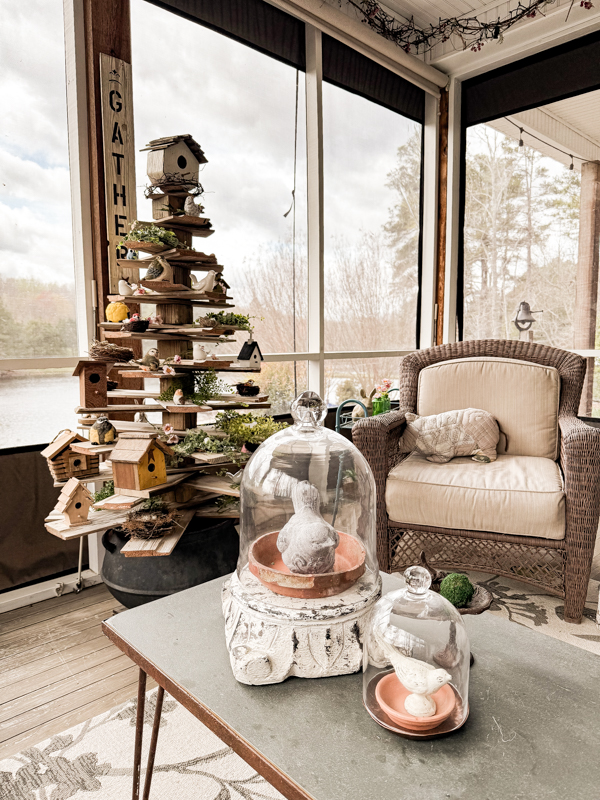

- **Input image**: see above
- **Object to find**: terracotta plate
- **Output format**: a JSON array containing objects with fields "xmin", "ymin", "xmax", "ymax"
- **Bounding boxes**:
[
  {"xmin": 249, "ymin": 531, "xmax": 366, "ymax": 598},
  {"xmin": 375, "ymin": 673, "xmax": 456, "ymax": 731}
]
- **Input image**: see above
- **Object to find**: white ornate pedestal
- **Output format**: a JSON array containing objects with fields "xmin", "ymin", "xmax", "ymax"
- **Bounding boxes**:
[{"xmin": 222, "ymin": 567, "xmax": 382, "ymax": 685}]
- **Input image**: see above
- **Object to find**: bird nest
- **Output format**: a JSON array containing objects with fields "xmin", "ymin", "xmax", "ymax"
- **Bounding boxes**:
[
  {"xmin": 122, "ymin": 507, "xmax": 180, "ymax": 540},
  {"xmin": 89, "ymin": 340, "xmax": 134, "ymax": 363}
]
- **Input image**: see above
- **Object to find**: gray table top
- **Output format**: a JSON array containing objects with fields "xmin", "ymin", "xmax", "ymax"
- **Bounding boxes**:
[{"xmin": 105, "ymin": 573, "xmax": 600, "ymax": 800}]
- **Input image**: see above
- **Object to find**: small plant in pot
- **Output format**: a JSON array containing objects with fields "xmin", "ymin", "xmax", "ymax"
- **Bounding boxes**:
[
  {"xmin": 236, "ymin": 379, "xmax": 260, "ymax": 397},
  {"xmin": 215, "ymin": 410, "xmax": 288, "ymax": 452}
]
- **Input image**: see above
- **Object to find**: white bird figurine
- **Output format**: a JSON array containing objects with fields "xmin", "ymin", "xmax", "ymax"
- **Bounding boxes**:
[
  {"xmin": 184, "ymin": 195, "xmax": 204, "ymax": 217},
  {"xmin": 375, "ymin": 632, "xmax": 452, "ymax": 717},
  {"xmin": 173, "ymin": 389, "xmax": 185, "ymax": 405},
  {"xmin": 118, "ymin": 278, "xmax": 135, "ymax": 296},
  {"xmin": 192, "ymin": 343, "xmax": 207, "ymax": 362},
  {"xmin": 277, "ymin": 482, "xmax": 339, "ymax": 574},
  {"xmin": 225, "ymin": 470, "xmax": 243, "ymax": 485},
  {"xmin": 191, "ymin": 270, "xmax": 217, "ymax": 293}
]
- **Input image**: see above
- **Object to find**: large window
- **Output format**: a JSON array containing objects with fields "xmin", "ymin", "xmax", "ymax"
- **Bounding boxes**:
[
  {"xmin": 0, "ymin": 0, "xmax": 81, "ymax": 447},
  {"xmin": 323, "ymin": 83, "xmax": 421, "ymax": 354}
]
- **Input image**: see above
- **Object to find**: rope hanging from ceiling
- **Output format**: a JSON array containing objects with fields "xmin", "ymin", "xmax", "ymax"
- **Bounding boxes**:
[{"xmin": 345, "ymin": 0, "xmax": 594, "ymax": 55}]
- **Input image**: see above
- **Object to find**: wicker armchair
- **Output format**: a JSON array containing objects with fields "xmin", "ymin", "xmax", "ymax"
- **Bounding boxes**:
[{"xmin": 352, "ymin": 340, "xmax": 600, "ymax": 623}]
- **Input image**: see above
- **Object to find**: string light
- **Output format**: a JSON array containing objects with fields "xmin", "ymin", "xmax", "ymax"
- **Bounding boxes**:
[{"xmin": 505, "ymin": 117, "xmax": 586, "ymax": 167}]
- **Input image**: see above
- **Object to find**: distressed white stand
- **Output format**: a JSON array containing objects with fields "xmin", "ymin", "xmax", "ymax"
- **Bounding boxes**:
[{"xmin": 222, "ymin": 566, "xmax": 382, "ymax": 685}]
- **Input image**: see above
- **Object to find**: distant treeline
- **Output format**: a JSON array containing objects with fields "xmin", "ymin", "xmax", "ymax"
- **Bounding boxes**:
[{"xmin": 0, "ymin": 277, "xmax": 78, "ymax": 358}]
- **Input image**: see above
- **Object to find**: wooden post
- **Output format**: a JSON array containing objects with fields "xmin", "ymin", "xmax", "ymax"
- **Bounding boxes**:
[
  {"xmin": 435, "ymin": 88, "xmax": 449, "ymax": 346},
  {"xmin": 83, "ymin": 0, "xmax": 141, "ymax": 420},
  {"xmin": 574, "ymin": 161, "xmax": 600, "ymax": 416}
]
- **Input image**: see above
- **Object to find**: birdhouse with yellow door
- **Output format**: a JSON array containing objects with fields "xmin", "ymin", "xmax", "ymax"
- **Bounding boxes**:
[{"xmin": 110, "ymin": 432, "xmax": 174, "ymax": 492}]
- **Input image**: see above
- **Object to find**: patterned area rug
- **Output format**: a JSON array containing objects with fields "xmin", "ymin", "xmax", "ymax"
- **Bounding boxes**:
[
  {"xmin": 1, "ymin": 575, "xmax": 598, "ymax": 799},
  {"xmin": 0, "ymin": 689, "xmax": 285, "ymax": 800},
  {"xmin": 468, "ymin": 571, "xmax": 600, "ymax": 655}
]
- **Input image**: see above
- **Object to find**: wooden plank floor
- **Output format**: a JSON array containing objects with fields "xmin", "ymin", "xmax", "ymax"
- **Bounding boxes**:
[{"xmin": 0, "ymin": 584, "xmax": 154, "ymax": 760}]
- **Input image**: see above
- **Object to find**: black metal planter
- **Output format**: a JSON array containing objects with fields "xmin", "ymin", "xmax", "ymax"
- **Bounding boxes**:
[{"xmin": 101, "ymin": 517, "xmax": 239, "ymax": 608}]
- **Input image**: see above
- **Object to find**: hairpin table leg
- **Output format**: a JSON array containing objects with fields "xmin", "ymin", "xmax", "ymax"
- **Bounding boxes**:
[
  {"xmin": 142, "ymin": 685, "xmax": 165, "ymax": 800},
  {"xmin": 132, "ymin": 669, "xmax": 147, "ymax": 800}
]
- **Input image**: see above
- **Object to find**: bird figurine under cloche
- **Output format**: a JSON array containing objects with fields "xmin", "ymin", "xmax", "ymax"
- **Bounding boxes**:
[
  {"xmin": 277, "ymin": 481, "xmax": 339, "ymax": 574},
  {"xmin": 90, "ymin": 416, "xmax": 117, "ymax": 446}
]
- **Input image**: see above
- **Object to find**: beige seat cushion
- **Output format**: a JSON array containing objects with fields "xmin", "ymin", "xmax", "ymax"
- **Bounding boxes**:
[
  {"xmin": 386, "ymin": 453, "xmax": 565, "ymax": 540},
  {"xmin": 417, "ymin": 357, "xmax": 561, "ymax": 459}
]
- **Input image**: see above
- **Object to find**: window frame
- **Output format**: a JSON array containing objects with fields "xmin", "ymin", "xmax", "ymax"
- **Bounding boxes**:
[{"xmin": 0, "ymin": 10, "xmax": 441, "ymax": 391}]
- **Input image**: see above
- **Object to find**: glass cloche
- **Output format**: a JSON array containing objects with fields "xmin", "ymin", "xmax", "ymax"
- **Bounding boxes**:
[
  {"xmin": 363, "ymin": 566, "xmax": 470, "ymax": 737},
  {"xmin": 238, "ymin": 391, "xmax": 379, "ymax": 599}
]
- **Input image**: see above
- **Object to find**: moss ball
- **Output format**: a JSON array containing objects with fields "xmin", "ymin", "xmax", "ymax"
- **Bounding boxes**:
[{"xmin": 439, "ymin": 573, "xmax": 475, "ymax": 608}]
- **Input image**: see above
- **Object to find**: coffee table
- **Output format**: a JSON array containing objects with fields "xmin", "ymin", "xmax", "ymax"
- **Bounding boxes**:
[{"xmin": 102, "ymin": 573, "xmax": 600, "ymax": 800}]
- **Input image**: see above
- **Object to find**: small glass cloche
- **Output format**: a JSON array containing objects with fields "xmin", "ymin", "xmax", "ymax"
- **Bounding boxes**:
[
  {"xmin": 363, "ymin": 566, "xmax": 470, "ymax": 737},
  {"xmin": 238, "ymin": 391, "xmax": 379, "ymax": 599}
]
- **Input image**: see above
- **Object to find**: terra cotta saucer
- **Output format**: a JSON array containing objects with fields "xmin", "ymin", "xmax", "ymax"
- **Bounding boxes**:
[
  {"xmin": 375, "ymin": 673, "xmax": 456, "ymax": 731},
  {"xmin": 248, "ymin": 531, "xmax": 365, "ymax": 598}
]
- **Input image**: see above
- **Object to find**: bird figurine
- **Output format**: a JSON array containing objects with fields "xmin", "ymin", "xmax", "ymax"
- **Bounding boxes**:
[
  {"xmin": 144, "ymin": 255, "xmax": 172, "ymax": 281},
  {"xmin": 173, "ymin": 389, "xmax": 185, "ymax": 405},
  {"xmin": 126, "ymin": 249, "xmax": 138, "ymax": 260},
  {"xmin": 118, "ymin": 278, "xmax": 135, "ymax": 296},
  {"xmin": 134, "ymin": 411, "xmax": 149, "ymax": 423},
  {"xmin": 134, "ymin": 348, "xmax": 160, "ymax": 372},
  {"xmin": 375, "ymin": 631, "xmax": 452, "ymax": 717},
  {"xmin": 184, "ymin": 195, "xmax": 204, "ymax": 217},
  {"xmin": 276, "ymin": 482, "xmax": 339, "ymax": 575},
  {"xmin": 191, "ymin": 270, "xmax": 217, "ymax": 294},
  {"xmin": 225, "ymin": 470, "xmax": 243, "ymax": 485},
  {"xmin": 89, "ymin": 416, "xmax": 117, "ymax": 446}
]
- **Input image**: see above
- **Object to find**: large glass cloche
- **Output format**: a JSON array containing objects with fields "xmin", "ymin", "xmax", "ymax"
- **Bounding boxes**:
[
  {"xmin": 238, "ymin": 391, "xmax": 378, "ymax": 599},
  {"xmin": 363, "ymin": 566, "xmax": 470, "ymax": 737}
]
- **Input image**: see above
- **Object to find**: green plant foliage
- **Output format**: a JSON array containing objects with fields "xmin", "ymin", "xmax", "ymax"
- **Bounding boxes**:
[
  {"xmin": 205, "ymin": 311, "xmax": 253, "ymax": 330},
  {"xmin": 123, "ymin": 221, "xmax": 186, "ymax": 250},
  {"xmin": 92, "ymin": 480, "xmax": 114, "ymax": 510},
  {"xmin": 139, "ymin": 497, "xmax": 167, "ymax": 512},
  {"xmin": 157, "ymin": 371, "xmax": 229, "ymax": 406},
  {"xmin": 173, "ymin": 430, "xmax": 237, "ymax": 457},
  {"xmin": 439, "ymin": 573, "xmax": 475, "ymax": 608},
  {"xmin": 214, "ymin": 410, "xmax": 288, "ymax": 446}
]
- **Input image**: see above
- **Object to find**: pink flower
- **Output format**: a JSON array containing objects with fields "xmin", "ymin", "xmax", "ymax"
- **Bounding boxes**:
[
  {"xmin": 173, "ymin": 354, "xmax": 182, "ymax": 364},
  {"xmin": 163, "ymin": 424, "xmax": 174, "ymax": 435},
  {"xmin": 133, "ymin": 287, "xmax": 147, "ymax": 295},
  {"xmin": 374, "ymin": 392, "xmax": 382, "ymax": 400},
  {"xmin": 163, "ymin": 365, "xmax": 175, "ymax": 375},
  {"xmin": 167, "ymin": 434, "xmax": 179, "ymax": 444}
]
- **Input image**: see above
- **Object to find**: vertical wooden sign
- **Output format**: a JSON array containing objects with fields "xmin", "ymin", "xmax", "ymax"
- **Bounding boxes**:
[{"xmin": 100, "ymin": 54, "xmax": 137, "ymax": 293}]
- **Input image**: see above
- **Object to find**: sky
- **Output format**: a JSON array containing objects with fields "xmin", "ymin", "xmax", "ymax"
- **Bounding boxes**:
[{"xmin": 0, "ymin": 0, "xmax": 418, "ymax": 296}]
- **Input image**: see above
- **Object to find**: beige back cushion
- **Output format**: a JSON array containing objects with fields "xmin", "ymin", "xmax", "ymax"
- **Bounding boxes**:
[{"xmin": 416, "ymin": 357, "xmax": 561, "ymax": 459}]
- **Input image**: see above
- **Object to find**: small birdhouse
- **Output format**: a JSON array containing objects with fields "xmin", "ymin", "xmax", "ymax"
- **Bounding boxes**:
[
  {"xmin": 142, "ymin": 134, "xmax": 207, "ymax": 186},
  {"xmin": 237, "ymin": 336, "xmax": 263, "ymax": 369},
  {"xmin": 110, "ymin": 432, "xmax": 174, "ymax": 492},
  {"xmin": 53, "ymin": 478, "xmax": 93, "ymax": 527},
  {"xmin": 73, "ymin": 360, "xmax": 108, "ymax": 409},
  {"xmin": 41, "ymin": 430, "xmax": 100, "ymax": 482}
]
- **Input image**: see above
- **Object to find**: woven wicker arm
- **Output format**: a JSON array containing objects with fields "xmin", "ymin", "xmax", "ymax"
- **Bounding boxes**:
[
  {"xmin": 352, "ymin": 410, "xmax": 406, "ymax": 571},
  {"xmin": 559, "ymin": 415, "xmax": 600, "ymax": 622}
]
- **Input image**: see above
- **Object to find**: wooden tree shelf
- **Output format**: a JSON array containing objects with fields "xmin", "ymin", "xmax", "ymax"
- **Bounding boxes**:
[
  {"xmin": 117, "ymin": 257, "xmax": 222, "ymax": 273},
  {"xmin": 107, "ymin": 294, "xmax": 234, "ymax": 307},
  {"xmin": 103, "ymin": 331, "xmax": 235, "ymax": 342},
  {"xmin": 75, "ymin": 404, "xmax": 165, "ymax": 413}
]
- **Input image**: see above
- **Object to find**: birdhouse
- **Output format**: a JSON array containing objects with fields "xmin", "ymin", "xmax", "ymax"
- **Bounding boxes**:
[
  {"xmin": 41, "ymin": 430, "xmax": 100, "ymax": 482},
  {"xmin": 237, "ymin": 335, "xmax": 263, "ymax": 369},
  {"xmin": 110, "ymin": 432, "xmax": 174, "ymax": 492},
  {"xmin": 53, "ymin": 478, "xmax": 94, "ymax": 527},
  {"xmin": 73, "ymin": 360, "xmax": 108, "ymax": 409},
  {"xmin": 142, "ymin": 134, "xmax": 207, "ymax": 186}
]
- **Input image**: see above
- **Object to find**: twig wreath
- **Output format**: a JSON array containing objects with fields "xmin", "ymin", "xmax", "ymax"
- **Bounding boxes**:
[{"xmin": 346, "ymin": 0, "xmax": 593, "ymax": 54}]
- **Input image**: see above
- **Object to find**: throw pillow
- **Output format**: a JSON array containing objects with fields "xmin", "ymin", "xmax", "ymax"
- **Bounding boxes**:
[{"xmin": 399, "ymin": 408, "xmax": 500, "ymax": 464}]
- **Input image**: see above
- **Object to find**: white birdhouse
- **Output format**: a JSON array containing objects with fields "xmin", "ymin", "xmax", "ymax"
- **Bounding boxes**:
[
  {"xmin": 142, "ymin": 134, "xmax": 208, "ymax": 186},
  {"xmin": 236, "ymin": 335, "xmax": 263, "ymax": 369}
]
